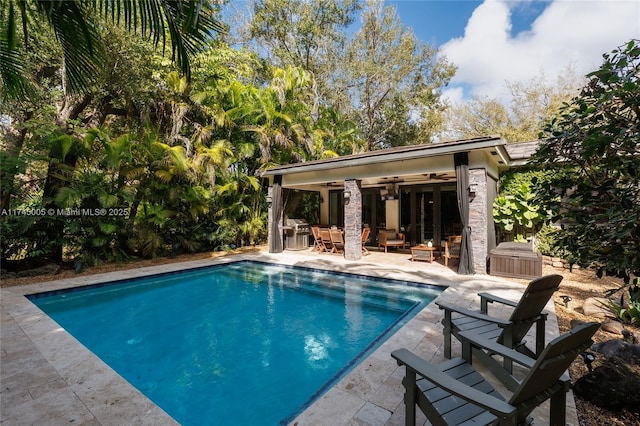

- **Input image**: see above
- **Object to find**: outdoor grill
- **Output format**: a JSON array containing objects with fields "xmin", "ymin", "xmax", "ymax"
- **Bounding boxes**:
[{"xmin": 284, "ymin": 218, "xmax": 310, "ymax": 250}]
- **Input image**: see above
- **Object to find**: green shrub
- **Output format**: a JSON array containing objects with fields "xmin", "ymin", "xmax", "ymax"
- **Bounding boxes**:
[
  {"xmin": 534, "ymin": 224, "xmax": 569, "ymax": 258},
  {"xmin": 602, "ymin": 285, "xmax": 640, "ymax": 325}
]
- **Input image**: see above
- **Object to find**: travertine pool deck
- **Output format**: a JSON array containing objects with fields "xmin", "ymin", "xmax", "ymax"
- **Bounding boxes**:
[{"xmin": 1, "ymin": 248, "xmax": 577, "ymax": 425}]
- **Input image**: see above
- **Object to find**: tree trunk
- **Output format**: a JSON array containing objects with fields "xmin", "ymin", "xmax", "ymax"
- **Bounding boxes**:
[
  {"xmin": 35, "ymin": 94, "xmax": 91, "ymax": 262},
  {"xmin": 41, "ymin": 148, "xmax": 80, "ymax": 262},
  {"xmin": 0, "ymin": 111, "xmax": 32, "ymax": 211}
]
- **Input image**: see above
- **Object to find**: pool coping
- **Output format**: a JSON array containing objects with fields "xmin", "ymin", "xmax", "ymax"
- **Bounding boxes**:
[{"xmin": 1, "ymin": 249, "xmax": 577, "ymax": 425}]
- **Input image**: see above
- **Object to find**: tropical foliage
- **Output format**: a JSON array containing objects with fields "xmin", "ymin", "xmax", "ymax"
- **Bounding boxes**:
[
  {"xmin": 531, "ymin": 39, "xmax": 640, "ymax": 285},
  {"xmin": 0, "ymin": 14, "xmax": 358, "ymax": 267},
  {"xmin": 2, "ymin": 0, "xmax": 460, "ymax": 269},
  {"xmin": 493, "ymin": 180, "xmax": 550, "ymax": 243},
  {"xmin": 0, "ymin": 0, "xmax": 224, "ymax": 98}
]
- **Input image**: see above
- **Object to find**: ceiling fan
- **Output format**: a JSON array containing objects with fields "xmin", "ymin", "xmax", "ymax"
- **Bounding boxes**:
[
  {"xmin": 376, "ymin": 176, "xmax": 403, "ymax": 185},
  {"xmin": 425, "ymin": 172, "xmax": 454, "ymax": 181},
  {"xmin": 377, "ymin": 177, "xmax": 401, "ymax": 200},
  {"xmin": 397, "ymin": 173, "xmax": 455, "ymax": 183}
]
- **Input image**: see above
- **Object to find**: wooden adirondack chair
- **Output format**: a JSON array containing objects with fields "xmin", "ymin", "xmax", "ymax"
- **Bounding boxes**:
[
  {"xmin": 392, "ymin": 322, "xmax": 600, "ymax": 426},
  {"xmin": 437, "ymin": 274, "xmax": 562, "ymax": 373}
]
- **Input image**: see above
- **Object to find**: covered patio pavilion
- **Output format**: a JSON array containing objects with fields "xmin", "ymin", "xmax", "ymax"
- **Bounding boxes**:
[{"xmin": 262, "ymin": 136, "xmax": 533, "ymax": 274}]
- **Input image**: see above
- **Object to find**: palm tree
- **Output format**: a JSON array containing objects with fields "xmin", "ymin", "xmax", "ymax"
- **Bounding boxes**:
[{"xmin": 0, "ymin": 0, "xmax": 224, "ymax": 99}]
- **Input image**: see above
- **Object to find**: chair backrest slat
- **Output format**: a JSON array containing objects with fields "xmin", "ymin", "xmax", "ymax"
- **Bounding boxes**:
[
  {"xmin": 509, "ymin": 322, "xmax": 599, "ymax": 410},
  {"xmin": 361, "ymin": 227, "xmax": 371, "ymax": 244},
  {"xmin": 329, "ymin": 229, "xmax": 344, "ymax": 245},
  {"xmin": 502, "ymin": 274, "xmax": 562, "ymax": 344},
  {"xmin": 448, "ymin": 235, "xmax": 461, "ymax": 256}
]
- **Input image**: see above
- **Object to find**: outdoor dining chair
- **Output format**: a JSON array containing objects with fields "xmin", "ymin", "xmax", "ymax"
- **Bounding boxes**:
[
  {"xmin": 392, "ymin": 321, "xmax": 600, "ymax": 426},
  {"xmin": 329, "ymin": 228, "xmax": 345, "ymax": 254},
  {"xmin": 320, "ymin": 229, "xmax": 333, "ymax": 253},
  {"xmin": 311, "ymin": 226, "xmax": 327, "ymax": 252},
  {"xmin": 361, "ymin": 227, "xmax": 371, "ymax": 255},
  {"xmin": 437, "ymin": 274, "xmax": 562, "ymax": 373}
]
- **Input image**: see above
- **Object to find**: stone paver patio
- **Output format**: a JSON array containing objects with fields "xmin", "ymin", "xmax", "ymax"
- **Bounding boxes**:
[{"xmin": 1, "ymin": 248, "xmax": 577, "ymax": 425}]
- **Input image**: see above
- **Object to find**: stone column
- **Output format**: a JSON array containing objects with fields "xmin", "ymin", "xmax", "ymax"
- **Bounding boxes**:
[
  {"xmin": 344, "ymin": 179, "xmax": 362, "ymax": 261},
  {"xmin": 468, "ymin": 168, "xmax": 488, "ymax": 273}
]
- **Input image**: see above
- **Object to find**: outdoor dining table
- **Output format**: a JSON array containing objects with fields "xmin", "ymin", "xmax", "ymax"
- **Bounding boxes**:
[{"xmin": 410, "ymin": 244, "xmax": 441, "ymax": 263}]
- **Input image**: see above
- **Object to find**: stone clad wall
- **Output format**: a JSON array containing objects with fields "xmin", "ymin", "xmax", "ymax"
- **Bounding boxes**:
[
  {"xmin": 344, "ymin": 179, "xmax": 362, "ymax": 261},
  {"xmin": 468, "ymin": 168, "xmax": 488, "ymax": 273},
  {"xmin": 267, "ymin": 185, "xmax": 274, "ymax": 251}
]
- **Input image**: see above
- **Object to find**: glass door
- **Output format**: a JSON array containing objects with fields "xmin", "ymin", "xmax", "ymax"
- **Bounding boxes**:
[
  {"xmin": 328, "ymin": 190, "xmax": 344, "ymax": 226},
  {"xmin": 400, "ymin": 185, "xmax": 460, "ymax": 247},
  {"xmin": 362, "ymin": 189, "xmax": 385, "ymax": 244}
]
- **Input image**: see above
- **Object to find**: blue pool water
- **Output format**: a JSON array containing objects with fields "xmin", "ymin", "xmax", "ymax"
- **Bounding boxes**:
[{"xmin": 28, "ymin": 261, "xmax": 442, "ymax": 425}]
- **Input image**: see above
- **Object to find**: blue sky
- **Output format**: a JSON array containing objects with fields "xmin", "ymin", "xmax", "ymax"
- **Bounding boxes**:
[
  {"xmin": 389, "ymin": 0, "xmax": 485, "ymax": 46},
  {"xmin": 385, "ymin": 0, "xmax": 640, "ymax": 104},
  {"xmin": 388, "ymin": 1, "xmax": 552, "ymax": 46}
]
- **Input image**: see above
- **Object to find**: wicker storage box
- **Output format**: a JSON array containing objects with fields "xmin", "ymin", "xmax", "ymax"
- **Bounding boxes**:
[{"xmin": 489, "ymin": 242, "xmax": 542, "ymax": 279}]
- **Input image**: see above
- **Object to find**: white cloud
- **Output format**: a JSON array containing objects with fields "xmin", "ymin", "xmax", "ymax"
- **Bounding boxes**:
[
  {"xmin": 441, "ymin": 86, "xmax": 465, "ymax": 106},
  {"xmin": 441, "ymin": 0, "xmax": 640, "ymax": 104}
]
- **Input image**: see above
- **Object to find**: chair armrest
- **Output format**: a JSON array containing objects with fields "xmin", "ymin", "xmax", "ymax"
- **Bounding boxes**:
[
  {"xmin": 436, "ymin": 300, "xmax": 512, "ymax": 326},
  {"xmin": 398, "ymin": 233, "xmax": 405, "ymax": 242},
  {"xmin": 458, "ymin": 331, "xmax": 536, "ymax": 369},
  {"xmin": 478, "ymin": 292, "xmax": 519, "ymax": 308},
  {"xmin": 391, "ymin": 349, "xmax": 516, "ymax": 416}
]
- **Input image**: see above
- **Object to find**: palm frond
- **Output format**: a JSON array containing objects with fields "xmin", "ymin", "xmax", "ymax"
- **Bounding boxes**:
[
  {"xmin": 0, "ymin": 34, "xmax": 29, "ymax": 99},
  {"xmin": 0, "ymin": 1, "xmax": 32, "ymax": 99},
  {"xmin": 1, "ymin": 0, "xmax": 225, "ymax": 98},
  {"xmin": 98, "ymin": 0, "xmax": 225, "ymax": 81},
  {"xmin": 35, "ymin": 0, "xmax": 101, "ymax": 93}
]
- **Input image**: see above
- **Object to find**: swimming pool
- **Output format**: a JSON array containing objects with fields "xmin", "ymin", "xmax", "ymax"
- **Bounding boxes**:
[{"xmin": 28, "ymin": 260, "xmax": 443, "ymax": 425}]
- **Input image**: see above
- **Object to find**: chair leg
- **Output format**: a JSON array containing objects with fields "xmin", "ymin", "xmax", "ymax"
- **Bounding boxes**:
[
  {"xmin": 536, "ymin": 318, "xmax": 546, "ymax": 356},
  {"xmin": 549, "ymin": 387, "xmax": 567, "ymax": 426},
  {"xmin": 403, "ymin": 370, "xmax": 417, "ymax": 426},
  {"xmin": 442, "ymin": 310, "xmax": 452, "ymax": 359},
  {"xmin": 502, "ymin": 327, "xmax": 514, "ymax": 373}
]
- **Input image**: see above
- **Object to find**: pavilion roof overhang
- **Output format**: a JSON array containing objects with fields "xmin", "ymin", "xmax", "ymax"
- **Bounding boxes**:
[{"xmin": 261, "ymin": 136, "xmax": 514, "ymax": 191}]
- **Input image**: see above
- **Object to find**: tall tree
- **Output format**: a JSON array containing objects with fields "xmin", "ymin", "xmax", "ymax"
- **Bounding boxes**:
[
  {"xmin": 343, "ymin": 0, "xmax": 455, "ymax": 150},
  {"xmin": 0, "ymin": 0, "xmax": 224, "ymax": 99},
  {"xmin": 248, "ymin": 0, "xmax": 360, "ymax": 102},
  {"xmin": 445, "ymin": 67, "xmax": 584, "ymax": 142},
  {"xmin": 531, "ymin": 39, "xmax": 640, "ymax": 284}
]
